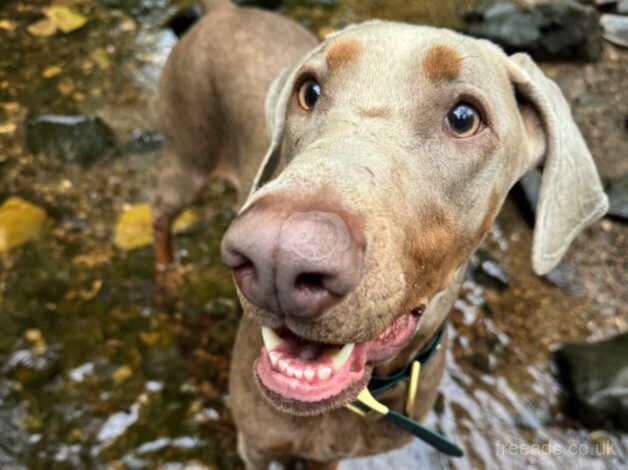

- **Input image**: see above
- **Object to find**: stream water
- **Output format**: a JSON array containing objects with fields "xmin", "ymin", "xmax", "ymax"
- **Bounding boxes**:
[{"xmin": 0, "ymin": 1, "xmax": 626, "ymax": 469}]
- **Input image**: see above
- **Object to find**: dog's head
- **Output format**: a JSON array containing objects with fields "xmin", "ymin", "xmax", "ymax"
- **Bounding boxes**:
[{"xmin": 221, "ymin": 21, "xmax": 607, "ymax": 415}]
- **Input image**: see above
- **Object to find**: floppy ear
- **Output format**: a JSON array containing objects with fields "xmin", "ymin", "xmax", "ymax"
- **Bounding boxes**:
[
  {"xmin": 247, "ymin": 43, "xmax": 327, "ymax": 200},
  {"xmin": 506, "ymin": 52, "xmax": 608, "ymax": 275}
]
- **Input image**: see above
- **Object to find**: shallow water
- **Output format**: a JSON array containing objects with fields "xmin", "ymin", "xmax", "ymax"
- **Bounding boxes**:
[{"xmin": 0, "ymin": 0, "xmax": 626, "ymax": 469}]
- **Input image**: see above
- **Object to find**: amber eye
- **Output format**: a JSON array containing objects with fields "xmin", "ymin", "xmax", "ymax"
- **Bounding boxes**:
[
  {"xmin": 445, "ymin": 102, "xmax": 482, "ymax": 138},
  {"xmin": 297, "ymin": 79, "xmax": 321, "ymax": 111}
]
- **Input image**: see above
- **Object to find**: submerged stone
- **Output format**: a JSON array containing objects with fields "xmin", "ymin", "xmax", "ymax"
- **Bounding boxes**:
[
  {"xmin": 469, "ymin": 248, "xmax": 510, "ymax": 290},
  {"xmin": 114, "ymin": 203, "xmax": 198, "ymax": 250},
  {"xmin": 464, "ymin": 1, "xmax": 602, "ymax": 61},
  {"xmin": 26, "ymin": 115, "xmax": 117, "ymax": 166},
  {"xmin": 601, "ymin": 14, "xmax": 628, "ymax": 48},
  {"xmin": 0, "ymin": 197, "xmax": 48, "ymax": 253},
  {"xmin": 554, "ymin": 332, "xmax": 628, "ymax": 431},
  {"xmin": 606, "ymin": 172, "xmax": 628, "ymax": 220}
]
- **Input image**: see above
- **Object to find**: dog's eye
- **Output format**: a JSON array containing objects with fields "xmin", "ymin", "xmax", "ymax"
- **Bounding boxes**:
[
  {"xmin": 297, "ymin": 79, "xmax": 321, "ymax": 111},
  {"xmin": 445, "ymin": 102, "xmax": 482, "ymax": 138}
]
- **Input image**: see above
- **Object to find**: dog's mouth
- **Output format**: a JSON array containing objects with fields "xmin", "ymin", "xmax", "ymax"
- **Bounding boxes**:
[{"xmin": 254, "ymin": 310, "xmax": 421, "ymax": 415}]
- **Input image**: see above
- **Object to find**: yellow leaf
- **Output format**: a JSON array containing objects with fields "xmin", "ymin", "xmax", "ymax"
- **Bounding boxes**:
[
  {"xmin": 112, "ymin": 365, "xmax": 132, "ymax": 384},
  {"xmin": 44, "ymin": 6, "xmax": 87, "ymax": 34},
  {"xmin": 89, "ymin": 48, "xmax": 110, "ymax": 70},
  {"xmin": 0, "ymin": 20, "xmax": 16, "ymax": 31},
  {"xmin": 43, "ymin": 65, "xmax": 63, "ymax": 78},
  {"xmin": 57, "ymin": 77, "xmax": 74, "ymax": 96},
  {"xmin": 27, "ymin": 18, "xmax": 57, "ymax": 37},
  {"xmin": 114, "ymin": 203, "xmax": 198, "ymax": 251},
  {"xmin": 0, "ymin": 197, "xmax": 48, "ymax": 253},
  {"xmin": 0, "ymin": 122, "xmax": 16, "ymax": 134},
  {"xmin": 139, "ymin": 331, "xmax": 160, "ymax": 346},
  {"xmin": 25, "ymin": 328, "xmax": 44, "ymax": 344}
]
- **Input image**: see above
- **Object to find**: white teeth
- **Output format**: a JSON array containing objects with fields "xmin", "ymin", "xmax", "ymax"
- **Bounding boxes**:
[
  {"xmin": 331, "ymin": 343, "xmax": 355, "ymax": 370},
  {"xmin": 261, "ymin": 327, "xmax": 282, "ymax": 351},
  {"xmin": 304, "ymin": 369, "xmax": 315, "ymax": 382},
  {"xmin": 278, "ymin": 359, "xmax": 289, "ymax": 371},
  {"xmin": 293, "ymin": 369, "xmax": 303, "ymax": 380},
  {"xmin": 318, "ymin": 367, "xmax": 332, "ymax": 380},
  {"xmin": 287, "ymin": 366, "xmax": 296, "ymax": 377},
  {"xmin": 269, "ymin": 352, "xmax": 280, "ymax": 367}
]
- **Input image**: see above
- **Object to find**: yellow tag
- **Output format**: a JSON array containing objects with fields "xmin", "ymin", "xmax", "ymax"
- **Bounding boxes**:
[{"xmin": 405, "ymin": 361, "xmax": 421, "ymax": 419}]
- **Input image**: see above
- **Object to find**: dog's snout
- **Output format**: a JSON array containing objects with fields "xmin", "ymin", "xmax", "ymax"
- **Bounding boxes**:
[{"xmin": 221, "ymin": 196, "xmax": 365, "ymax": 318}]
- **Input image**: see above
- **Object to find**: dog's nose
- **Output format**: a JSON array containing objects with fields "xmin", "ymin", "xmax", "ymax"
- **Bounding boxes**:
[{"xmin": 221, "ymin": 196, "xmax": 365, "ymax": 317}]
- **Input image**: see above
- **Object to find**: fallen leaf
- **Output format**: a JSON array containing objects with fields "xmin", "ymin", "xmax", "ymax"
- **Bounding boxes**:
[
  {"xmin": 114, "ymin": 203, "xmax": 198, "ymax": 250},
  {"xmin": 0, "ymin": 197, "xmax": 48, "ymax": 253},
  {"xmin": 80, "ymin": 279, "xmax": 102, "ymax": 300},
  {"xmin": 43, "ymin": 65, "xmax": 63, "ymax": 78},
  {"xmin": 112, "ymin": 365, "xmax": 132, "ymax": 384},
  {"xmin": 25, "ymin": 328, "xmax": 46, "ymax": 354},
  {"xmin": 0, "ymin": 19, "xmax": 16, "ymax": 31},
  {"xmin": 0, "ymin": 122, "xmax": 16, "ymax": 134},
  {"xmin": 25, "ymin": 328, "xmax": 44, "ymax": 344},
  {"xmin": 44, "ymin": 6, "xmax": 87, "ymax": 33},
  {"xmin": 57, "ymin": 77, "xmax": 74, "ymax": 95},
  {"xmin": 89, "ymin": 48, "xmax": 110, "ymax": 70},
  {"xmin": 139, "ymin": 331, "xmax": 160, "ymax": 346},
  {"xmin": 2, "ymin": 102, "xmax": 21, "ymax": 113},
  {"xmin": 27, "ymin": 18, "xmax": 57, "ymax": 37},
  {"xmin": 72, "ymin": 248, "xmax": 112, "ymax": 267},
  {"xmin": 119, "ymin": 16, "xmax": 136, "ymax": 33}
]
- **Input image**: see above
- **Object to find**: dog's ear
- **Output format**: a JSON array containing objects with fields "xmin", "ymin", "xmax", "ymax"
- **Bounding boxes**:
[{"xmin": 506, "ymin": 52, "xmax": 607, "ymax": 275}]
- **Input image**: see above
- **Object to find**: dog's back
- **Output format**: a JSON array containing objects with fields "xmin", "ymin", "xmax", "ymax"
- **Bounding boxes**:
[{"xmin": 158, "ymin": 0, "xmax": 318, "ymax": 195}]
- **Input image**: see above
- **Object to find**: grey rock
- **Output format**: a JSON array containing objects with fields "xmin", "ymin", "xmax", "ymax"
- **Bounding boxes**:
[
  {"xmin": 601, "ymin": 14, "xmax": 628, "ymax": 47},
  {"xmin": 464, "ymin": 1, "xmax": 603, "ymax": 61},
  {"xmin": 606, "ymin": 172, "xmax": 628, "ymax": 220},
  {"xmin": 553, "ymin": 332, "xmax": 628, "ymax": 431},
  {"xmin": 469, "ymin": 248, "xmax": 510, "ymax": 290},
  {"xmin": 164, "ymin": 3, "xmax": 204, "ymax": 37},
  {"xmin": 619, "ymin": 0, "xmax": 628, "ymax": 14},
  {"xmin": 120, "ymin": 129, "xmax": 163, "ymax": 155},
  {"xmin": 26, "ymin": 115, "xmax": 117, "ymax": 166}
]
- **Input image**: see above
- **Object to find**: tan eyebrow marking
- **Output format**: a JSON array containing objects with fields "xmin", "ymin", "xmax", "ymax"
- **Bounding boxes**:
[
  {"xmin": 326, "ymin": 38, "xmax": 362, "ymax": 69},
  {"xmin": 358, "ymin": 106, "xmax": 391, "ymax": 118},
  {"xmin": 422, "ymin": 44, "xmax": 462, "ymax": 82}
]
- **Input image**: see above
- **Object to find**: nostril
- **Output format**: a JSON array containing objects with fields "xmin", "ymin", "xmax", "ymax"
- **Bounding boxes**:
[
  {"xmin": 294, "ymin": 272, "xmax": 326, "ymax": 292},
  {"xmin": 231, "ymin": 254, "xmax": 256, "ymax": 291}
]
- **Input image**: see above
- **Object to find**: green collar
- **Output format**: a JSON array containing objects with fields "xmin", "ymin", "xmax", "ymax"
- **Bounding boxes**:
[
  {"xmin": 368, "ymin": 325, "xmax": 445, "ymax": 395},
  {"xmin": 346, "ymin": 325, "xmax": 464, "ymax": 458}
]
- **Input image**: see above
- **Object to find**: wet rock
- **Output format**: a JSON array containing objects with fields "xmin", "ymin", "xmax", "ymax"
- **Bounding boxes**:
[
  {"xmin": 114, "ymin": 203, "xmax": 198, "ymax": 250},
  {"xmin": 509, "ymin": 169, "xmax": 540, "ymax": 227},
  {"xmin": 120, "ymin": 129, "xmax": 163, "ymax": 154},
  {"xmin": 26, "ymin": 115, "xmax": 117, "ymax": 166},
  {"xmin": 601, "ymin": 14, "xmax": 628, "ymax": 48},
  {"xmin": 234, "ymin": 0, "xmax": 284, "ymax": 9},
  {"xmin": 543, "ymin": 260, "xmax": 585, "ymax": 295},
  {"xmin": 468, "ymin": 248, "xmax": 510, "ymax": 290},
  {"xmin": 464, "ymin": 1, "xmax": 602, "ymax": 61},
  {"xmin": 164, "ymin": 3, "xmax": 204, "ymax": 37},
  {"xmin": 0, "ymin": 197, "xmax": 48, "ymax": 253},
  {"xmin": 606, "ymin": 172, "xmax": 628, "ymax": 220},
  {"xmin": 553, "ymin": 332, "xmax": 628, "ymax": 431}
]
